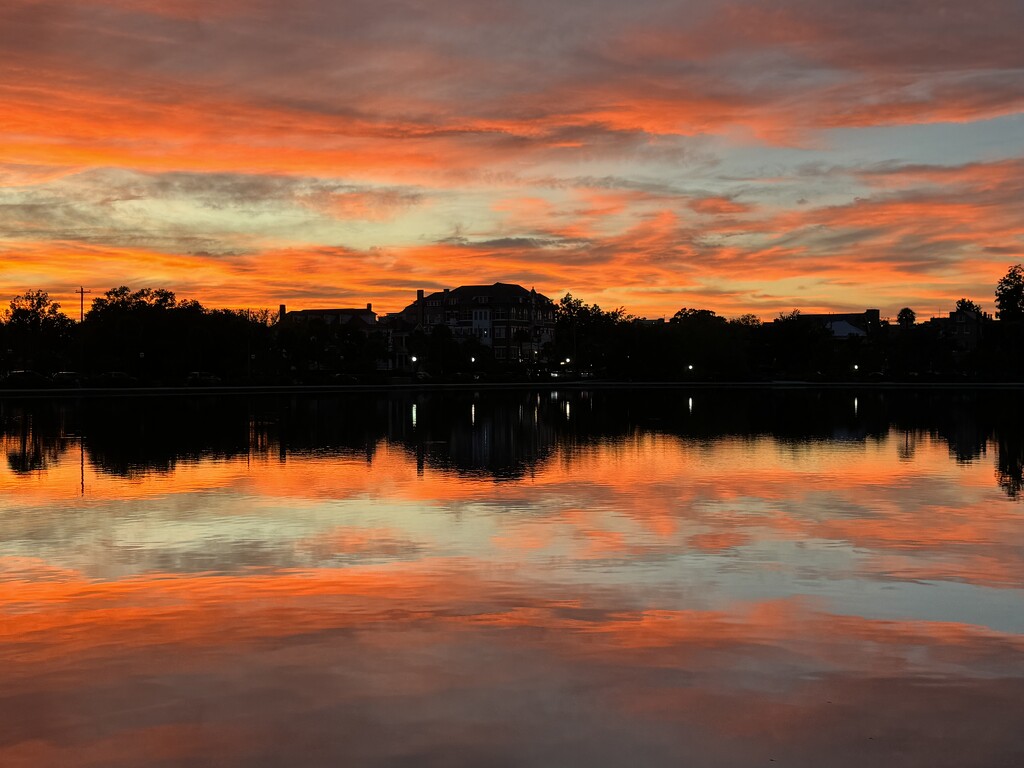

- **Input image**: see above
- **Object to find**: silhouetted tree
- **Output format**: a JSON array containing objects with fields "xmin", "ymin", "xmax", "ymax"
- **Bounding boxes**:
[
  {"xmin": 80, "ymin": 286, "xmax": 273, "ymax": 382},
  {"xmin": 555, "ymin": 293, "xmax": 630, "ymax": 372},
  {"xmin": 897, "ymin": 307, "xmax": 916, "ymax": 327},
  {"xmin": 955, "ymin": 298, "xmax": 983, "ymax": 314},
  {"xmin": 995, "ymin": 264, "xmax": 1024, "ymax": 322},
  {"xmin": 1, "ymin": 290, "xmax": 74, "ymax": 372},
  {"xmin": 671, "ymin": 307, "xmax": 726, "ymax": 326},
  {"xmin": 730, "ymin": 314, "xmax": 762, "ymax": 327},
  {"xmin": 667, "ymin": 308, "xmax": 735, "ymax": 378},
  {"xmin": 769, "ymin": 309, "xmax": 834, "ymax": 378},
  {"xmin": 4, "ymin": 290, "xmax": 72, "ymax": 330}
]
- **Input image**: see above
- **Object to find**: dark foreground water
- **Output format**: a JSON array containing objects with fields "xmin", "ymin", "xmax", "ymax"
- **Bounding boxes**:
[{"xmin": 2, "ymin": 388, "xmax": 1023, "ymax": 767}]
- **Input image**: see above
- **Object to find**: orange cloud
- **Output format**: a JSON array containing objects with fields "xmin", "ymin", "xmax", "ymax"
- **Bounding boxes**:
[{"xmin": 1, "ymin": 0, "xmax": 1023, "ymax": 318}]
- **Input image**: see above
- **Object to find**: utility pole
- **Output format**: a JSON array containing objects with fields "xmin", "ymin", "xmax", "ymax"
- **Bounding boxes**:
[
  {"xmin": 75, "ymin": 286, "xmax": 91, "ymax": 323},
  {"xmin": 75, "ymin": 286, "xmax": 91, "ymax": 376}
]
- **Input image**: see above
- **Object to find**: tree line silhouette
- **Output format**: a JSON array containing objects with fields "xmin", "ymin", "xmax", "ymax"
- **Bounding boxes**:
[
  {"xmin": 1, "ymin": 287, "xmax": 277, "ymax": 385},
  {"xmin": 2, "ymin": 264, "xmax": 1024, "ymax": 384},
  {"xmin": 549, "ymin": 264, "xmax": 1024, "ymax": 381}
]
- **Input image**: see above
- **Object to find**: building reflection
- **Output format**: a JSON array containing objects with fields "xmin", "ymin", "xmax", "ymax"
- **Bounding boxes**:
[{"xmin": 0, "ymin": 388, "xmax": 1023, "ymax": 498}]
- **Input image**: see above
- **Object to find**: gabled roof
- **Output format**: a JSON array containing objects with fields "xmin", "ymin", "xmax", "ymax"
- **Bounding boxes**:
[
  {"xmin": 826, "ymin": 319, "xmax": 867, "ymax": 338},
  {"xmin": 404, "ymin": 282, "xmax": 551, "ymax": 313},
  {"xmin": 292, "ymin": 308, "xmax": 375, "ymax": 315},
  {"xmin": 424, "ymin": 282, "xmax": 546, "ymax": 302},
  {"xmin": 284, "ymin": 307, "xmax": 377, "ymax": 327}
]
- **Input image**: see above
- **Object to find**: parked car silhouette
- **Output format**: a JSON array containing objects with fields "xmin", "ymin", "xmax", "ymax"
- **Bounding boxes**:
[
  {"xmin": 89, "ymin": 372, "xmax": 139, "ymax": 388},
  {"xmin": 1, "ymin": 370, "xmax": 50, "ymax": 388},
  {"xmin": 51, "ymin": 371, "xmax": 84, "ymax": 387},
  {"xmin": 185, "ymin": 372, "xmax": 222, "ymax": 386}
]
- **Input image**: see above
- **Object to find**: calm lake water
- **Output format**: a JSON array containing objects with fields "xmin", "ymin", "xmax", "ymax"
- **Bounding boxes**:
[{"xmin": 2, "ymin": 388, "xmax": 1023, "ymax": 767}]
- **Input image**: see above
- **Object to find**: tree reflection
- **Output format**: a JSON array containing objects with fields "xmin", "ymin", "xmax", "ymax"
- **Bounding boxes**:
[
  {"xmin": 1, "ymin": 401, "xmax": 70, "ymax": 474},
  {"xmin": 6, "ymin": 433, "xmax": 65, "ymax": 474},
  {"xmin": 1, "ymin": 388, "xmax": 1023, "ymax": 499},
  {"xmin": 995, "ymin": 433, "xmax": 1024, "ymax": 499}
]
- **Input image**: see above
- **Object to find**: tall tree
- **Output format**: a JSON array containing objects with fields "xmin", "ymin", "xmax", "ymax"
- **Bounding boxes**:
[
  {"xmin": 955, "ymin": 298, "xmax": 982, "ymax": 314},
  {"xmin": 2, "ymin": 290, "xmax": 74, "ymax": 371},
  {"xmin": 995, "ymin": 264, "xmax": 1024, "ymax": 322},
  {"xmin": 4, "ymin": 290, "xmax": 71, "ymax": 330},
  {"xmin": 554, "ymin": 293, "xmax": 629, "ymax": 369},
  {"xmin": 897, "ymin": 307, "xmax": 916, "ymax": 327}
]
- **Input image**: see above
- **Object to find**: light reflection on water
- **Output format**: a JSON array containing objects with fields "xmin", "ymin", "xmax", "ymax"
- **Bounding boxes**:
[{"xmin": 1, "ymin": 389, "xmax": 1023, "ymax": 767}]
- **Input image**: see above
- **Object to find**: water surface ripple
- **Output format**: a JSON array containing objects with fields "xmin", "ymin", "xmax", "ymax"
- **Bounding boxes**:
[{"xmin": 2, "ymin": 389, "xmax": 1023, "ymax": 767}]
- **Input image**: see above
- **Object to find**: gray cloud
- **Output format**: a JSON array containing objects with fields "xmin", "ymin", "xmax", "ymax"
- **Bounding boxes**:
[
  {"xmin": 0, "ymin": 169, "xmax": 427, "ymax": 252},
  {"xmin": 5, "ymin": 0, "xmax": 1022, "ymax": 148}
]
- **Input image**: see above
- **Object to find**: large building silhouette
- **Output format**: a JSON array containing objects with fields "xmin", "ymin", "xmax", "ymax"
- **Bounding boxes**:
[{"xmin": 396, "ymin": 282, "xmax": 556, "ymax": 363}]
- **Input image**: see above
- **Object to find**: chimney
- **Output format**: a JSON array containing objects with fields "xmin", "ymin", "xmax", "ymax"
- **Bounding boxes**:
[
  {"xmin": 366, "ymin": 302, "xmax": 372, "ymax": 311},
  {"xmin": 279, "ymin": 304, "xmax": 286, "ymax": 323},
  {"xmin": 443, "ymin": 288, "xmax": 449, "ymax": 294}
]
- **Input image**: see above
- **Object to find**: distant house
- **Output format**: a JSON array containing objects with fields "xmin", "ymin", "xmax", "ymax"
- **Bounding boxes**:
[
  {"xmin": 777, "ymin": 309, "xmax": 881, "ymax": 338},
  {"xmin": 396, "ymin": 282, "xmax": 556, "ymax": 364},
  {"xmin": 280, "ymin": 303, "xmax": 377, "ymax": 329},
  {"xmin": 929, "ymin": 307, "xmax": 989, "ymax": 351}
]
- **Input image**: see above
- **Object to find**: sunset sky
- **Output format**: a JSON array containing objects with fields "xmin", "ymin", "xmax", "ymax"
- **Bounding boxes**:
[{"xmin": 2, "ymin": 0, "xmax": 1023, "ymax": 319}]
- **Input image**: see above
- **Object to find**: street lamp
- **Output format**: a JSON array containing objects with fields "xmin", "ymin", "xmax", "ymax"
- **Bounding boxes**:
[{"xmin": 687, "ymin": 364, "xmax": 694, "ymax": 371}]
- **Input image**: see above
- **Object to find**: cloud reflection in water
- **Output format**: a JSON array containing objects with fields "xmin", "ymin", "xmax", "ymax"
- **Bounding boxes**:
[{"xmin": 1, "ymin": 389, "xmax": 1023, "ymax": 767}]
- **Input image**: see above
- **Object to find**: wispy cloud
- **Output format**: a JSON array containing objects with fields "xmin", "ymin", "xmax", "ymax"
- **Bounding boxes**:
[{"xmin": 1, "ymin": 0, "xmax": 1022, "ymax": 317}]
